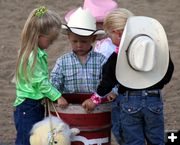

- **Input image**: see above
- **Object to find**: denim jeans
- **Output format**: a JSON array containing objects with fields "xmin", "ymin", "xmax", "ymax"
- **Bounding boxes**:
[
  {"xmin": 118, "ymin": 90, "xmax": 165, "ymax": 145},
  {"xmin": 14, "ymin": 98, "xmax": 45, "ymax": 145},
  {"xmin": 111, "ymin": 96, "xmax": 122, "ymax": 144}
]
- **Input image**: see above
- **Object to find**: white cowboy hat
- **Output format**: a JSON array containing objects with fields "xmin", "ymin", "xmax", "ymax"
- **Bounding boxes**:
[
  {"xmin": 116, "ymin": 16, "xmax": 169, "ymax": 89},
  {"xmin": 61, "ymin": 7, "xmax": 105, "ymax": 37},
  {"xmin": 65, "ymin": 0, "xmax": 118, "ymax": 22}
]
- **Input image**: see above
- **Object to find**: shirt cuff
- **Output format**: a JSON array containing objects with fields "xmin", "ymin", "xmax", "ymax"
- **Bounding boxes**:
[
  {"xmin": 46, "ymin": 87, "xmax": 62, "ymax": 101},
  {"xmin": 90, "ymin": 93, "xmax": 102, "ymax": 105}
]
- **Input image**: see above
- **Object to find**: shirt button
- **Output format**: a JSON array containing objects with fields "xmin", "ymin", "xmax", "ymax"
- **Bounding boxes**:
[
  {"xmin": 128, "ymin": 108, "xmax": 131, "ymax": 112},
  {"xmin": 144, "ymin": 92, "xmax": 148, "ymax": 96}
]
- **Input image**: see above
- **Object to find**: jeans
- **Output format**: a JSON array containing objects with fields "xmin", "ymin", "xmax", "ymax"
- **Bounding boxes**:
[
  {"xmin": 119, "ymin": 90, "xmax": 165, "ymax": 145},
  {"xmin": 111, "ymin": 96, "xmax": 122, "ymax": 144},
  {"xmin": 14, "ymin": 98, "xmax": 45, "ymax": 145}
]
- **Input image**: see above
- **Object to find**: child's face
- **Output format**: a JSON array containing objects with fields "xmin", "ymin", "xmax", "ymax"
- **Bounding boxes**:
[
  {"xmin": 68, "ymin": 32, "xmax": 96, "ymax": 56},
  {"xmin": 108, "ymin": 29, "xmax": 123, "ymax": 46},
  {"xmin": 38, "ymin": 31, "xmax": 59, "ymax": 49}
]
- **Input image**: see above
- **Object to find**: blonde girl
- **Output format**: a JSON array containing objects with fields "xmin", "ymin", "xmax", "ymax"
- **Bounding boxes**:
[
  {"xmin": 14, "ymin": 6, "xmax": 67, "ymax": 145},
  {"xmin": 82, "ymin": 8, "xmax": 134, "ymax": 144}
]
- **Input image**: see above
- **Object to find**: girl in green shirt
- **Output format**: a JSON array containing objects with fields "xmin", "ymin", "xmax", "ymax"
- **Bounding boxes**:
[{"xmin": 14, "ymin": 6, "xmax": 67, "ymax": 145}]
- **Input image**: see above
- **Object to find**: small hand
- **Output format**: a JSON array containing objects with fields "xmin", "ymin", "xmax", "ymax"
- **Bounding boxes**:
[
  {"xmin": 57, "ymin": 96, "xmax": 68, "ymax": 108},
  {"xmin": 106, "ymin": 91, "xmax": 117, "ymax": 102},
  {"xmin": 82, "ymin": 99, "xmax": 96, "ymax": 113}
]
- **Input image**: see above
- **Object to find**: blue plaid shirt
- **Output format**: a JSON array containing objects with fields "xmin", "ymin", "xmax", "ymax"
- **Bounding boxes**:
[{"xmin": 50, "ymin": 50, "xmax": 106, "ymax": 93}]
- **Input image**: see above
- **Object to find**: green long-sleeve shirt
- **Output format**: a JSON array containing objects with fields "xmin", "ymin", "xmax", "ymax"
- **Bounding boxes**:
[{"xmin": 14, "ymin": 48, "xmax": 61, "ymax": 106}]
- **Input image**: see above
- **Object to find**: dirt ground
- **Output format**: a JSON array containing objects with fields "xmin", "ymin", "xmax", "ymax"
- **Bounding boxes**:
[{"xmin": 0, "ymin": 0, "xmax": 180, "ymax": 144}]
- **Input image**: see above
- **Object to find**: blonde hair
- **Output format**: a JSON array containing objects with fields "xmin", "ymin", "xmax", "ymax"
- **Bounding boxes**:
[
  {"xmin": 16, "ymin": 7, "xmax": 61, "ymax": 81},
  {"xmin": 103, "ymin": 8, "xmax": 134, "ymax": 32}
]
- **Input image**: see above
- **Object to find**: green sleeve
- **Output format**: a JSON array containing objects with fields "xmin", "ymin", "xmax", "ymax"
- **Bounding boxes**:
[{"xmin": 37, "ymin": 79, "xmax": 62, "ymax": 101}]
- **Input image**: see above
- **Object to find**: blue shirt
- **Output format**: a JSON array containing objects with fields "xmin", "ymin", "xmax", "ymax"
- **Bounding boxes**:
[{"xmin": 50, "ymin": 50, "xmax": 106, "ymax": 93}]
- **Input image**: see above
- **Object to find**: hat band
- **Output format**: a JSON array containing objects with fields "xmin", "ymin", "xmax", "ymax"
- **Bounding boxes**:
[
  {"xmin": 126, "ymin": 34, "xmax": 153, "ymax": 71},
  {"xmin": 69, "ymin": 27, "xmax": 95, "ymax": 32},
  {"xmin": 65, "ymin": 25, "xmax": 103, "ymax": 36}
]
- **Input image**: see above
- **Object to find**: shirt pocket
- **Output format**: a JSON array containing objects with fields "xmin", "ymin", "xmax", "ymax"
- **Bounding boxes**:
[
  {"xmin": 148, "ymin": 102, "xmax": 163, "ymax": 114},
  {"xmin": 63, "ymin": 71, "xmax": 77, "ymax": 82},
  {"xmin": 87, "ymin": 69, "xmax": 101, "ymax": 81}
]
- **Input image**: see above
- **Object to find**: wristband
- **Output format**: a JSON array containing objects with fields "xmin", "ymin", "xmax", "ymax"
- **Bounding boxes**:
[{"xmin": 90, "ymin": 93, "xmax": 102, "ymax": 105}]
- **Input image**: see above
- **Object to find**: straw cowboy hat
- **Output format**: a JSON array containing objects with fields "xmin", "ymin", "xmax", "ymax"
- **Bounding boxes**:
[
  {"xmin": 116, "ymin": 16, "xmax": 169, "ymax": 89},
  {"xmin": 65, "ymin": 0, "xmax": 118, "ymax": 22},
  {"xmin": 61, "ymin": 7, "xmax": 105, "ymax": 37}
]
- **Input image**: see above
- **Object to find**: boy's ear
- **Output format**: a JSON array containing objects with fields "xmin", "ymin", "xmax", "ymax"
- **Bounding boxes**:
[
  {"xmin": 92, "ymin": 35, "xmax": 97, "ymax": 42},
  {"xmin": 67, "ymin": 33, "xmax": 72, "ymax": 40}
]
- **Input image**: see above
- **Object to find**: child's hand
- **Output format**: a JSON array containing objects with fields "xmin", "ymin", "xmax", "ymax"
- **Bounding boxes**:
[
  {"xmin": 82, "ymin": 99, "xmax": 96, "ymax": 113},
  {"xmin": 57, "ymin": 96, "xmax": 68, "ymax": 108},
  {"xmin": 107, "ymin": 91, "xmax": 117, "ymax": 102}
]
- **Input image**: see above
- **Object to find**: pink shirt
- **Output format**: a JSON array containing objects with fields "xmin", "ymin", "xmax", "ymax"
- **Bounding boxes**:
[{"xmin": 94, "ymin": 37, "xmax": 116, "ymax": 59}]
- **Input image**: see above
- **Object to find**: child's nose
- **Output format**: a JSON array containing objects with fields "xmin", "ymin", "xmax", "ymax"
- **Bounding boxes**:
[{"xmin": 77, "ymin": 42, "xmax": 83, "ymax": 48}]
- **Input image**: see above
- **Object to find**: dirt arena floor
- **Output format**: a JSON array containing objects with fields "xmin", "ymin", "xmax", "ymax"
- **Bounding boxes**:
[{"xmin": 0, "ymin": 0, "xmax": 179, "ymax": 144}]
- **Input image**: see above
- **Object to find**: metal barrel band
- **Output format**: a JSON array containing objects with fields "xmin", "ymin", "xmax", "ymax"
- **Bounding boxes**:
[{"xmin": 73, "ymin": 124, "xmax": 112, "ymax": 132}]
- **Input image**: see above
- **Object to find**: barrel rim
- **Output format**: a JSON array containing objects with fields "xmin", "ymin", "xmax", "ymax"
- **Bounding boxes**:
[{"xmin": 50, "ymin": 103, "xmax": 111, "ymax": 114}]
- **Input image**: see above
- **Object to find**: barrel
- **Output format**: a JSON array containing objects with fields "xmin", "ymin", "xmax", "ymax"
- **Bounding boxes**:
[{"xmin": 50, "ymin": 93, "xmax": 112, "ymax": 145}]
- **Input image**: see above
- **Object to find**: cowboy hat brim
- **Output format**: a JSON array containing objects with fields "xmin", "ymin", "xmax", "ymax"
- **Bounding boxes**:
[{"xmin": 116, "ymin": 16, "xmax": 169, "ymax": 89}]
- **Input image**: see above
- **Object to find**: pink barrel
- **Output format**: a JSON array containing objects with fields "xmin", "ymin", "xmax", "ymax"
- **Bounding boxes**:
[{"xmin": 51, "ymin": 93, "xmax": 112, "ymax": 145}]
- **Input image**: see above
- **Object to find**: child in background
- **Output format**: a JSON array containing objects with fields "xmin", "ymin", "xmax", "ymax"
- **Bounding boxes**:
[
  {"xmin": 82, "ymin": 8, "xmax": 174, "ymax": 145},
  {"xmin": 50, "ymin": 8, "xmax": 106, "ymax": 98},
  {"xmin": 91, "ymin": 0, "xmax": 118, "ymax": 58},
  {"xmin": 13, "ymin": 6, "xmax": 67, "ymax": 145}
]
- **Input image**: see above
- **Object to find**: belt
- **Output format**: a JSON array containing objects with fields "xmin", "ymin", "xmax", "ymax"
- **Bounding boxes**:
[{"xmin": 126, "ymin": 90, "xmax": 160, "ymax": 96}]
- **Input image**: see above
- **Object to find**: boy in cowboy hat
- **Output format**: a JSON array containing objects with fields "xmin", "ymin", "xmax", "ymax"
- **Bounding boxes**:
[
  {"xmin": 64, "ymin": 0, "xmax": 118, "ymax": 59},
  {"xmin": 50, "ymin": 8, "xmax": 106, "ymax": 105},
  {"xmin": 82, "ymin": 8, "xmax": 174, "ymax": 145},
  {"xmin": 64, "ymin": 1, "xmax": 122, "ymax": 144}
]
